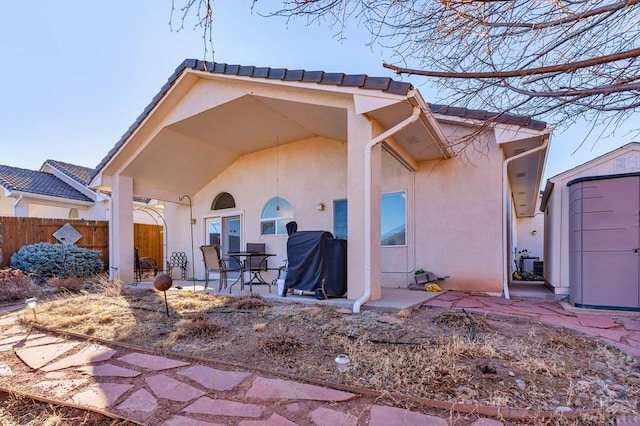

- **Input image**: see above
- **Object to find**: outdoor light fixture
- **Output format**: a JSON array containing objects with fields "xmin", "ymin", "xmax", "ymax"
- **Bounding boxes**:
[
  {"xmin": 25, "ymin": 298, "xmax": 37, "ymax": 321},
  {"xmin": 317, "ymin": 202, "xmax": 325, "ymax": 211}
]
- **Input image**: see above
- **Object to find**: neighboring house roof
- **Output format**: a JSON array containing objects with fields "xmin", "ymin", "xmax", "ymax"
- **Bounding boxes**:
[
  {"xmin": 0, "ymin": 164, "xmax": 93, "ymax": 203},
  {"xmin": 42, "ymin": 160, "xmax": 93, "ymax": 185},
  {"xmin": 91, "ymin": 59, "xmax": 546, "ymax": 181}
]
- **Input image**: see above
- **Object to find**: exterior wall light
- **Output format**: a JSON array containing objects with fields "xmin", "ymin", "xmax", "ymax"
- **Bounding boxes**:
[{"xmin": 317, "ymin": 202, "xmax": 325, "ymax": 211}]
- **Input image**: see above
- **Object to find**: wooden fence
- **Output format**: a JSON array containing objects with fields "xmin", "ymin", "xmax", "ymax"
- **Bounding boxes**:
[{"xmin": 0, "ymin": 217, "xmax": 164, "ymax": 275}]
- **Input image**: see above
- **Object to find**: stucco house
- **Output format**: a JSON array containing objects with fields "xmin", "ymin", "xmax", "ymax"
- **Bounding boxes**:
[
  {"xmin": 89, "ymin": 59, "xmax": 551, "ymax": 307},
  {"xmin": 0, "ymin": 160, "xmax": 162, "ymax": 224},
  {"xmin": 541, "ymin": 142, "xmax": 640, "ymax": 310}
]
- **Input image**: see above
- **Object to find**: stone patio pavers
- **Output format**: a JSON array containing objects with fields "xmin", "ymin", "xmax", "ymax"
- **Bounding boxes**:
[
  {"xmin": 77, "ymin": 363, "xmax": 141, "ymax": 377},
  {"xmin": 3, "ymin": 325, "xmax": 28, "ymax": 335},
  {"xmin": 42, "ymin": 343, "xmax": 117, "ymax": 372},
  {"xmin": 118, "ymin": 352, "xmax": 190, "ymax": 370},
  {"xmin": 165, "ymin": 415, "xmax": 226, "ymax": 426},
  {"xmin": 178, "ymin": 365, "xmax": 250, "ymax": 391},
  {"xmin": 246, "ymin": 376, "xmax": 355, "ymax": 401},
  {"xmin": 184, "ymin": 397, "xmax": 266, "ymax": 418},
  {"xmin": 454, "ymin": 298, "xmax": 487, "ymax": 309},
  {"xmin": 3, "ymin": 291, "xmax": 640, "ymax": 425},
  {"xmin": 72, "ymin": 382, "xmax": 134, "ymax": 409},
  {"xmin": 15, "ymin": 341, "xmax": 80, "ymax": 369},
  {"xmin": 146, "ymin": 374, "xmax": 206, "ymax": 402},
  {"xmin": 34, "ymin": 378, "xmax": 88, "ymax": 398},
  {"xmin": 1, "ymin": 335, "xmax": 67, "ymax": 352},
  {"xmin": 368, "ymin": 404, "xmax": 449, "ymax": 426},
  {"xmin": 237, "ymin": 413, "xmax": 297, "ymax": 425},
  {"xmin": 623, "ymin": 318, "xmax": 640, "ymax": 331},
  {"xmin": 576, "ymin": 314, "xmax": 620, "ymax": 329},
  {"xmin": 117, "ymin": 388, "xmax": 158, "ymax": 413},
  {"xmin": 308, "ymin": 406, "xmax": 359, "ymax": 426},
  {"xmin": 0, "ymin": 332, "xmax": 46, "ymax": 346},
  {"xmin": 0, "ymin": 315, "xmax": 18, "ymax": 326}
]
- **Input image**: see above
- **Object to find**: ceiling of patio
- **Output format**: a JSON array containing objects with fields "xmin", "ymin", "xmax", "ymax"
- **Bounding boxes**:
[{"xmin": 121, "ymin": 93, "xmax": 447, "ymax": 198}]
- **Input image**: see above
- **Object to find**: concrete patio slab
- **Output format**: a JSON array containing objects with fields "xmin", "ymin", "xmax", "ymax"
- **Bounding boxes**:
[
  {"xmin": 178, "ymin": 365, "xmax": 250, "ymax": 391},
  {"xmin": 246, "ymin": 377, "xmax": 355, "ymax": 402},
  {"xmin": 184, "ymin": 397, "xmax": 266, "ymax": 418}
]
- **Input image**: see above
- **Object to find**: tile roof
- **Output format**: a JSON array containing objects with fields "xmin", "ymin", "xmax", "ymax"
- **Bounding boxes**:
[
  {"xmin": 428, "ymin": 104, "xmax": 547, "ymax": 131},
  {"xmin": 0, "ymin": 165, "xmax": 93, "ymax": 203},
  {"xmin": 92, "ymin": 59, "xmax": 547, "ymax": 180},
  {"xmin": 42, "ymin": 160, "xmax": 93, "ymax": 185}
]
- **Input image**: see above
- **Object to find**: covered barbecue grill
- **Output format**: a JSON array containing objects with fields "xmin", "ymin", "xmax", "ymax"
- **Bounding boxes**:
[{"xmin": 283, "ymin": 230, "xmax": 347, "ymax": 299}]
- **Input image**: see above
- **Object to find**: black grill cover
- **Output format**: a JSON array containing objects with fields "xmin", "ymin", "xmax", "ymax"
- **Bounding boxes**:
[{"xmin": 284, "ymin": 231, "xmax": 347, "ymax": 297}]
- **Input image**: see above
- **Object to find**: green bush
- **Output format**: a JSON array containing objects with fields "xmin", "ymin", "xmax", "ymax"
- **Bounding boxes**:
[{"xmin": 11, "ymin": 243, "xmax": 103, "ymax": 282}]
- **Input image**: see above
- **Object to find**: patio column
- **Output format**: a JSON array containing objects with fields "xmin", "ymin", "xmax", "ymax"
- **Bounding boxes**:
[
  {"xmin": 110, "ymin": 174, "xmax": 134, "ymax": 284},
  {"xmin": 347, "ymin": 109, "xmax": 382, "ymax": 302}
]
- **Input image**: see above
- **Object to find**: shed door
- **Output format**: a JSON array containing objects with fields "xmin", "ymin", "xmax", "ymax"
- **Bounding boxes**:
[{"xmin": 581, "ymin": 176, "xmax": 640, "ymax": 308}]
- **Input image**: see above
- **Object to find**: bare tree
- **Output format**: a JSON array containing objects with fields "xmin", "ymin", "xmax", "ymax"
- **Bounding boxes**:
[{"xmin": 172, "ymin": 0, "xmax": 640, "ymax": 135}]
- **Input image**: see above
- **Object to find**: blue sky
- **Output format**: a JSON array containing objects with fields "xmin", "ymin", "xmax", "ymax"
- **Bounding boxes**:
[{"xmin": 0, "ymin": 1, "xmax": 637, "ymax": 181}]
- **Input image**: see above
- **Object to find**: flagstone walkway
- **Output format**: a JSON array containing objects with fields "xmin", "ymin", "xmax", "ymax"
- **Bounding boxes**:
[
  {"xmin": 425, "ymin": 291, "xmax": 640, "ymax": 359},
  {"xmin": 1, "ymin": 291, "xmax": 640, "ymax": 425}
]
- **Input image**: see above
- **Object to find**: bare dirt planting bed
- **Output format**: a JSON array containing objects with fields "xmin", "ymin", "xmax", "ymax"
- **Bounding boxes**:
[{"xmin": 10, "ymin": 285, "xmax": 640, "ymax": 425}]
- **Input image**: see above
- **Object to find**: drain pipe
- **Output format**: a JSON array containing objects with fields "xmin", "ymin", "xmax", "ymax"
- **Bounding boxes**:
[
  {"xmin": 12, "ymin": 195, "xmax": 23, "ymax": 215},
  {"xmin": 502, "ymin": 132, "xmax": 550, "ymax": 299},
  {"xmin": 353, "ymin": 105, "xmax": 421, "ymax": 313}
]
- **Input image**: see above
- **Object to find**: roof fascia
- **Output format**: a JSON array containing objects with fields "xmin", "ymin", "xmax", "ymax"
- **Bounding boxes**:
[
  {"xmin": 7, "ymin": 191, "xmax": 94, "ymax": 207},
  {"xmin": 190, "ymin": 68, "xmax": 396, "ymax": 99},
  {"xmin": 411, "ymin": 91, "xmax": 452, "ymax": 158}
]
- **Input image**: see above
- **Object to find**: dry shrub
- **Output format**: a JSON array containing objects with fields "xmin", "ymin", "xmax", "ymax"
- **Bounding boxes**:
[
  {"xmin": 253, "ymin": 322, "xmax": 268, "ymax": 332},
  {"xmin": 47, "ymin": 276, "xmax": 85, "ymax": 293},
  {"xmin": 92, "ymin": 274, "xmax": 124, "ymax": 297},
  {"xmin": 232, "ymin": 294, "xmax": 266, "ymax": 310},
  {"xmin": 0, "ymin": 268, "xmax": 38, "ymax": 302},
  {"xmin": 258, "ymin": 327, "xmax": 304, "ymax": 355},
  {"xmin": 170, "ymin": 314, "xmax": 224, "ymax": 341},
  {"xmin": 396, "ymin": 308, "xmax": 412, "ymax": 318}
]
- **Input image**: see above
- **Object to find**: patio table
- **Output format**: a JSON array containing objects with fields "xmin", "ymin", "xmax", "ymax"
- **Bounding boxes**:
[{"xmin": 227, "ymin": 251, "xmax": 276, "ymax": 293}]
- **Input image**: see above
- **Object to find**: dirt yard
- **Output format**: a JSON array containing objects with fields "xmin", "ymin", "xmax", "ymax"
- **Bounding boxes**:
[{"xmin": 6, "ymin": 283, "xmax": 640, "ymax": 425}]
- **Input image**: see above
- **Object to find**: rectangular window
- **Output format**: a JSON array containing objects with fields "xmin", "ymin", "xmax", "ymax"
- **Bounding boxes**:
[
  {"xmin": 333, "ymin": 199, "xmax": 348, "ymax": 240},
  {"xmin": 381, "ymin": 191, "xmax": 406, "ymax": 246}
]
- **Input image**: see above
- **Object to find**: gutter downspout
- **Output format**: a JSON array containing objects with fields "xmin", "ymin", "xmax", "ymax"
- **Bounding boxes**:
[
  {"xmin": 353, "ymin": 105, "xmax": 421, "ymax": 313},
  {"xmin": 12, "ymin": 195, "xmax": 23, "ymax": 216},
  {"xmin": 502, "ymin": 132, "xmax": 550, "ymax": 299}
]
